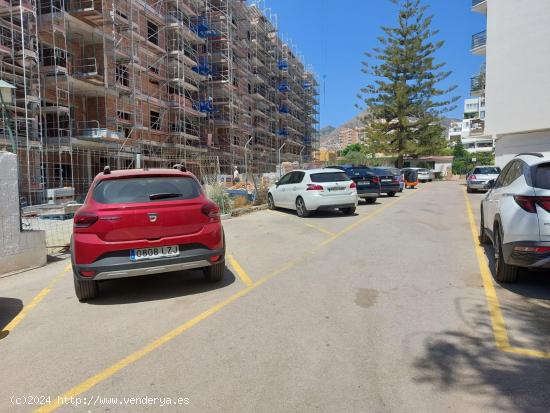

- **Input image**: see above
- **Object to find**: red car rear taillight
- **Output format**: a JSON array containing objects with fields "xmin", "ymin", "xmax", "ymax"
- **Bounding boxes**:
[
  {"xmin": 350, "ymin": 182, "xmax": 357, "ymax": 189},
  {"xmin": 202, "ymin": 202, "xmax": 221, "ymax": 223},
  {"xmin": 74, "ymin": 212, "xmax": 99, "ymax": 228},
  {"xmin": 371, "ymin": 176, "xmax": 380, "ymax": 184}
]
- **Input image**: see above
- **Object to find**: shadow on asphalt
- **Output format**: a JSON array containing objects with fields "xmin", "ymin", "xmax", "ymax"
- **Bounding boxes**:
[
  {"xmin": 413, "ymin": 299, "xmax": 550, "ymax": 413},
  {"xmin": 88, "ymin": 267, "xmax": 236, "ymax": 305},
  {"xmin": 272, "ymin": 208, "xmax": 358, "ymax": 219},
  {"xmin": 0, "ymin": 297, "xmax": 23, "ymax": 338}
]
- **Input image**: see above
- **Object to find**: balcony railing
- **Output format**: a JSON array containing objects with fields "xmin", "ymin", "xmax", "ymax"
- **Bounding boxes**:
[{"xmin": 471, "ymin": 30, "xmax": 487, "ymax": 50}]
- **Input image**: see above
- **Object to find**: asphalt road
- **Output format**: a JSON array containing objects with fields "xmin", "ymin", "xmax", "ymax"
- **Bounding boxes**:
[{"xmin": 1, "ymin": 182, "xmax": 549, "ymax": 413}]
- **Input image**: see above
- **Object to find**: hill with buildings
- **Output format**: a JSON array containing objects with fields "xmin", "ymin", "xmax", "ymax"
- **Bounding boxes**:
[{"xmin": 319, "ymin": 111, "xmax": 459, "ymax": 150}]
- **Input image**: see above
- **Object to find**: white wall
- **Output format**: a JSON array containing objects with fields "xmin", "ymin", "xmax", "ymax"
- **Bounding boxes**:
[
  {"xmin": 0, "ymin": 151, "xmax": 46, "ymax": 274},
  {"xmin": 495, "ymin": 130, "xmax": 550, "ymax": 167},
  {"xmin": 485, "ymin": 0, "xmax": 550, "ymax": 137}
]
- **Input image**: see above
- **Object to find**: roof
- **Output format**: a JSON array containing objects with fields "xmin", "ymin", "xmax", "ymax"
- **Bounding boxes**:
[
  {"xmin": 0, "ymin": 80, "xmax": 15, "ymax": 89},
  {"xmin": 515, "ymin": 153, "xmax": 549, "ymax": 166},
  {"xmin": 94, "ymin": 168, "xmax": 195, "ymax": 181}
]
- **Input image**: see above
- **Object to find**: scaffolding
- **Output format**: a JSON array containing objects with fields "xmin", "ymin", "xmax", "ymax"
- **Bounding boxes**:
[{"xmin": 0, "ymin": 0, "xmax": 319, "ymax": 206}]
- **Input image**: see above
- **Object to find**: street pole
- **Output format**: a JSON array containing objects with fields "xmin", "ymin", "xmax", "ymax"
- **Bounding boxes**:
[
  {"xmin": 244, "ymin": 136, "xmax": 254, "ymax": 184},
  {"xmin": 277, "ymin": 142, "xmax": 286, "ymax": 177},
  {"xmin": 299, "ymin": 145, "xmax": 305, "ymax": 166}
]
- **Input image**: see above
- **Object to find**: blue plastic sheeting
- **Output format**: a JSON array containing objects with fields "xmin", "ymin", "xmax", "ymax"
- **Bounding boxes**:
[
  {"xmin": 278, "ymin": 83, "xmax": 290, "ymax": 92},
  {"xmin": 226, "ymin": 189, "xmax": 254, "ymax": 202},
  {"xmin": 277, "ymin": 129, "xmax": 289, "ymax": 137},
  {"xmin": 194, "ymin": 17, "xmax": 218, "ymax": 38},
  {"xmin": 192, "ymin": 64, "xmax": 213, "ymax": 76},
  {"xmin": 199, "ymin": 100, "xmax": 219, "ymax": 113},
  {"xmin": 278, "ymin": 105, "xmax": 289, "ymax": 114},
  {"xmin": 303, "ymin": 81, "xmax": 312, "ymax": 90},
  {"xmin": 278, "ymin": 60, "xmax": 289, "ymax": 70}
]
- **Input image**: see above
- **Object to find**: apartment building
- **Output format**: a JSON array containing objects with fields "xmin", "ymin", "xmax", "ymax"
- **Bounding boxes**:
[
  {"xmin": 338, "ymin": 127, "xmax": 364, "ymax": 149},
  {"xmin": 448, "ymin": 96, "xmax": 493, "ymax": 153},
  {"xmin": 0, "ymin": 0, "xmax": 319, "ymax": 204},
  {"xmin": 471, "ymin": 0, "xmax": 550, "ymax": 166}
]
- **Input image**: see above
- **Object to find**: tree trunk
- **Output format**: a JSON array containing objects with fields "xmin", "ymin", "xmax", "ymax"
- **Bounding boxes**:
[{"xmin": 397, "ymin": 154, "xmax": 404, "ymax": 169}]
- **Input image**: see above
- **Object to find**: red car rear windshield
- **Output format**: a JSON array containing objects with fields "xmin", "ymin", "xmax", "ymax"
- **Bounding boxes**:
[{"xmin": 93, "ymin": 177, "xmax": 201, "ymax": 204}]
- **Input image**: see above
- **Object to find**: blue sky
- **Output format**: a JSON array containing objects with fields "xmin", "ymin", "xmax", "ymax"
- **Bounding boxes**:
[{"xmin": 261, "ymin": 0, "xmax": 486, "ymax": 128}]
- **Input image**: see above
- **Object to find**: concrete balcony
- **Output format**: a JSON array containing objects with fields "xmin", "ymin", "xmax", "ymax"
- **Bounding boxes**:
[
  {"xmin": 471, "ymin": 30, "xmax": 487, "ymax": 55},
  {"xmin": 472, "ymin": 0, "xmax": 487, "ymax": 14}
]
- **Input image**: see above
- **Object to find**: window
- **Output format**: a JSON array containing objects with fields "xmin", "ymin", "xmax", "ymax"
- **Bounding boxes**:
[
  {"xmin": 290, "ymin": 172, "xmax": 305, "ymax": 184},
  {"xmin": 494, "ymin": 163, "xmax": 512, "ymax": 189},
  {"xmin": 150, "ymin": 111, "xmax": 161, "ymax": 130},
  {"xmin": 116, "ymin": 64, "xmax": 129, "ymax": 86},
  {"xmin": 310, "ymin": 172, "xmax": 349, "ymax": 183},
  {"xmin": 473, "ymin": 167, "xmax": 501, "ymax": 175},
  {"xmin": 277, "ymin": 173, "xmax": 293, "ymax": 185},
  {"xmin": 42, "ymin": 47, "xmax": 67, "ymax": 67},
  {"xmin": 149, "ymin": 65, "xmax": 160, "ymax": 75},
  {"xmin": 147, "ymin": 21, "xmax": 159, "ymax": 46},
  {"xmin": 117, "ymin": 111, "xmax": 131, "ymax": 121},
  {"xmin": 500, "ymin": 161, "xmax": 523, "ymax": 187},
  {"xmin": 534, "ymin": 164, "xmax": 550, "ymax": 190},
  {"xmin": 93, "ymin": 177, "xmax": 201, "ymax": 204}
]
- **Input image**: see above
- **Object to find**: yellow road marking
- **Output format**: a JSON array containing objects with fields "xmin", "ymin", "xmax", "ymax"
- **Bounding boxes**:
[
  {"xmin": 1, "ymin": 264, "xmax": 70, "ymax": 334},
  {"xmin": 227, "ymin": 254, "xmax": 253, "ymax": 286},
  {"xmin": 266, "ymin": 209, "xmax": 335, "ymax": 237},
  {"xmin": 463, "ymin": 188, "xmax": 550, "ymax": 359},
  {"xmin": 36, "ymin": 187, "xmax": 422, "ymax": 413},
  {"xmin": 304, "ymin": 222, "xmax": 336, "ymax": 237}
]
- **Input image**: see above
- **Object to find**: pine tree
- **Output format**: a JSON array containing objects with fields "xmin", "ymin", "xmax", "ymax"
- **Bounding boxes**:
[{"xmin": 358, "ymin": 0, "xmax": 459, "ymax": 167}]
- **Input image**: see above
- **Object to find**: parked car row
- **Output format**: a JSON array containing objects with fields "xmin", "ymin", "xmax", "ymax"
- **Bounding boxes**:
[
  {"xmin": 268, "ymin": 164, "xmax": 436, "ymax": 218},
  {"xmin": 478, "ymin": 153, "xmax": 550, "ymax": 282}
]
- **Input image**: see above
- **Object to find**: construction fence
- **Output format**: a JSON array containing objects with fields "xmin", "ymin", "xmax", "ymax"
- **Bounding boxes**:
[{"xmin": 17, "ymin": 155, "xmax": 313, "ymax": 253}]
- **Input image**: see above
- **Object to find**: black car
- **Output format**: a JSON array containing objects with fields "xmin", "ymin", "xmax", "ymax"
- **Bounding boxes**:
[
  {"xmin": 328, "ymin": 165, "xmax": 381, "ymax": 204},
  {"xmin": 372, "ymin": 168, "xmax": 401, "ymax": 197}
]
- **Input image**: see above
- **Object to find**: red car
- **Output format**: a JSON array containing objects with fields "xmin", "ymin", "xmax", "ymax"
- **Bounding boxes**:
[{"xmin": 71, "ymin": 166, "xmax": 225, "ymax": 302}]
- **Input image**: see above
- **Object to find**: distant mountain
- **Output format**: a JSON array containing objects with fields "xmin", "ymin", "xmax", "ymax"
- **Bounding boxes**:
[
  {"xmin": 319, "ymin": 111, "xmax": 460, "ymax": 150},
  {"xmin": 319, "ymin": 110, "xmax": 369, "ymax": 149}
]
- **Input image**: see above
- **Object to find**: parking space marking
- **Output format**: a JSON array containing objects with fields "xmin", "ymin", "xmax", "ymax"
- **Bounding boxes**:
[
  {"xmin": 227, "ymin": 254, "xmax": 253, "ymax": 286},
  {"xmin": 266, "ymin": 210, "xmax": 335, "ymax": 237},
  {"xmin": 1, "ymin": 264, "xmax": 70, "ymax": 335},
  {"xmin": 463, "ymin": 189, "xmax": 550, "ymax": 359},
  {"xmin": 36, "ymin": 187, "xmax": 422, "ymax": 413},
  {"xmin": 303, "ymin": 222, "xmax": 336, "ymax": 237}
]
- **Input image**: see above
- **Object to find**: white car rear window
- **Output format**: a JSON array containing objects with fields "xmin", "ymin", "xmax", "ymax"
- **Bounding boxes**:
[
  {"xmin": 534, "ymin": 164, "xmax": 550, "ymax": 190},
  {"xmin": 310, "ymin": 172, "xmax": 349, "ymax": 183}
]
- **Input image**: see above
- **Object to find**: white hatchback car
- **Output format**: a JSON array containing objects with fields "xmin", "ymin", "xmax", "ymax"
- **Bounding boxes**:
[
  {"xmin": 267, "ymin": 169, "xmax": 358, "ymax": 217},
  {"xmin": 480, "ymin": 153, "xmax": 550, "ymax": 282}
]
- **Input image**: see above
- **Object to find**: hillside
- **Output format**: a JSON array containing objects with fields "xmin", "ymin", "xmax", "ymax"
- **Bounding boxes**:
[
  {"xmin": 319, "ymin": 110, "xmax": 369, "ymax": 149},
  {"xmin": 319, "ymin": 111, "xmax": 459, "ymax": 149}
]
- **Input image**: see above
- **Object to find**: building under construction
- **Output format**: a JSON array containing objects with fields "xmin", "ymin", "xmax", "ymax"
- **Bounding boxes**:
[{"xmin": 0, "ymin": 0, "xmax": 319, "ymax": 204}]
